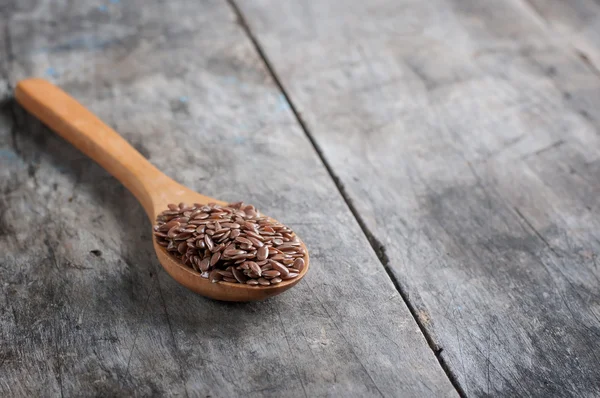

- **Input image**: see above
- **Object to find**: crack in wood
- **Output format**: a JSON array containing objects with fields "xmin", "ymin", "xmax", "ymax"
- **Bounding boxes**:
[{"xmin": 227, "ymin": 1, "xmax": 466, "ymax": 396}]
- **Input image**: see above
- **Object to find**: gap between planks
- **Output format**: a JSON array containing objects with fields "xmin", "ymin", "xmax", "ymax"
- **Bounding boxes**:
[{"xmin": 226, "ymin": 0, "xmax": 467, "ymax": 396}]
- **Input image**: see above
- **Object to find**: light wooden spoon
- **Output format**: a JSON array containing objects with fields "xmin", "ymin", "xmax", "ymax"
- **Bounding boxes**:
[{"xmin": 15, "ymin": 78, "xmax": 309, "ymax": 301}]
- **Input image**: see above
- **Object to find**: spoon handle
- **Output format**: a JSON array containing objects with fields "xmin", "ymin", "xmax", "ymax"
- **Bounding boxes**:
[{"xmin": 15, "ymin": 78, "xmax": 170, "ymax": 218}]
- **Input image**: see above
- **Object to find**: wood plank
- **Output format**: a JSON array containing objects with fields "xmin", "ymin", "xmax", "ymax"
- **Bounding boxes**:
[
  {"xmin": 235, "ymin": 0, "xmax": 600, "ymax": 396},
  {"xmin": 0, "ymin": 0, "xmax": 456, "ymax": 396}
]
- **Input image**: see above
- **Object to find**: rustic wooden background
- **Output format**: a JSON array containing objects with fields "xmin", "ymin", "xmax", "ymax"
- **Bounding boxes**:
[{"xmin": 1, "ymin": 0, "xmax": 599, "ymax": 397}]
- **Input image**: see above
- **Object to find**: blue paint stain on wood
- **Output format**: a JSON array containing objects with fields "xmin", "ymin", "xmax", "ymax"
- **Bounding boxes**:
[
  {"xmin": 277, "ymin": 93, "xmax": 290, "ymax": 111},
  {"xmin": 179, "ymin": 96, "xmax": 189, "ymax": 103},
  {"xmin": 110, "ymin": 0, "xmax": 120, "ymax": 3},
  {"xmin": 0, "ymin": 148, "xmax": 19, "ymax": 161},
  {"xmin": 98, "ymin": 4, "xmax": 108, "ymax": 12},
  {"xmin": 34, "ymin": 36, "xmax": 116, "ymax": 54},
  {"xmin": 45, "ymin": 67, "xmax": 59, "ymax": 77}
]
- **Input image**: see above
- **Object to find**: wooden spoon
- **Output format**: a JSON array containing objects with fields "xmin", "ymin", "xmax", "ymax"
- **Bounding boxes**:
[{"xmin": 15, "ymin": 78, "xmax": 309, "ymax": 301}]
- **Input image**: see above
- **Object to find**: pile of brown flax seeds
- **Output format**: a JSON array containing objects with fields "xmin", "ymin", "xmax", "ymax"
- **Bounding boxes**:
[{"xmin": 153, "ymin": 202, "xmax": 305, "ymax": 286}]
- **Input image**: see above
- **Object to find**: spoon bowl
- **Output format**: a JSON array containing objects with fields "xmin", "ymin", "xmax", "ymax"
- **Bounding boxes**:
[
  {"xmin": 154, "ymin": 238, "xmax": 309, "ymax": 301},
  {"xmin": 150, "ymin": 187, "xmax": 309, "ymax": 301},
  {"xmin": 15, "ymin": 78, "xmax": 309, "ymax": 301}
]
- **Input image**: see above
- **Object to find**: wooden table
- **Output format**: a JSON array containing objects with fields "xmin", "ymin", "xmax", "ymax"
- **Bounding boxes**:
[{"xmin": 1, "ymin": 1, "xmax": 599, "ymax": 396}]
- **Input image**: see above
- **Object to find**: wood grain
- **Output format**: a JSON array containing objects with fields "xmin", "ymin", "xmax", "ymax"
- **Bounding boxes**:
[
  {"xmin": 525, "ymin": 0, "xmax": 600, "ymax": 70},
  {"xmin": 0, "ymin": 0, "xmax": 455, "ymax": 396},
  {"xmin": 235, "ymin": 0, "xmax": 600, "ymax": 396}
]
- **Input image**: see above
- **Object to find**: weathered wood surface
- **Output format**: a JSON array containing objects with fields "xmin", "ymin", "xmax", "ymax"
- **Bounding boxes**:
[
  {"xmin": 0, "ymin": 1, "xmax": 458, "ymax": 397},
  {"xmin": 526, "ymin": 0, "xmax": 600, "ymax": 68},
  {"xmin": 236, "ymin": 0, "xmax": 600, "ymax": 396}
]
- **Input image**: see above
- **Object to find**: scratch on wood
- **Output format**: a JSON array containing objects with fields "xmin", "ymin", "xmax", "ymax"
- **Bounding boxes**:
[
  {"xmin": 575, "ymin": 49, "xmax": 600, "ymax": 79},
  {"xmin": 303, "ymin": 281, "xmax": 385, "ymax": 398},
  {"xmin": 276, "ymin": 308, "xmax": 308, "ymax": 398},
  {"xmin": 486, "ymin": 134, "xmax": 526, "ymax": 159},
  {"xmin": 53, "ymin": 327, "xmax": 65, "ymax": 398},
  {"xmin": 154, "ymin": 275, "xmax": 190, "ymax": 398},
  {"xmin": 522, "ymin": 139, "xmax": 565, "ymax": 160},
  {"xmin": 123, "ymin": 284, "xmax": 154, "ymax": 380},
  {"xmin": 514, "ymin": 207, "xmax": 561, "ymax": 257}
]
